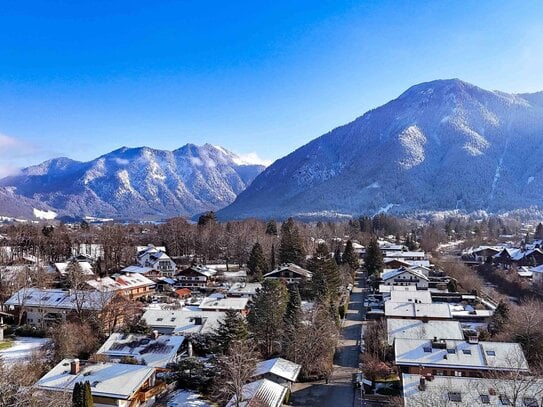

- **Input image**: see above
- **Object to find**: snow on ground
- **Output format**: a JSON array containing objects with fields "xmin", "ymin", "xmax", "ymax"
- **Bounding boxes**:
[
  {"xmin": 166, "ymin": 390, "xmax": 213, "ymax": 407},
  {"xmin": 0, "ymin": 336, "xmax": 49, "ymax": 364},
  {"xmin": 33, "ymin": 208, "xmax": 57, "ymax": 220}
]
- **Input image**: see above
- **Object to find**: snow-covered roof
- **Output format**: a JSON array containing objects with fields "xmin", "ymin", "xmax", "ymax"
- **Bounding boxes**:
[
  {"xmin": 386, "ymin": 318, "xmax": 464, "ymax": 345},
  {"xmin": 199, "ymin": 296, "xmax": 249, "ymax": 311},
  {"xmin": 395, "ymin": 339, "xmax": 528, "ymax": 372},
  {"xmin": 381, "ymin": 267, "xmax": 429, "ymax": 282},
  {"xmin": 226, "ymin": 379, "xmax": 287, "ymax": 407},
  {"xmin": 402, "ymin": 374, "xmax": 543, "ymax": 407},
  {"xmin": 263, "ymin": 263, "xmax": 312, "ymax": 279},
  {"xmin": 141, "ymin": 309, "xmax": 225, "ymax": 335},
  {"xmin": 35, "ymin": 358, "xmax": 155, "ymax": 400},
  {"xmin": 253, "ymin": 358, "xmax": 301, "ymax": 382},
  {"xmin": 227, "ymin": 282, "xmax": 262, "ymax": 296},
  {"xmin": 389, "ymin": 289, "xmax": 432, "ymax": 304},
  {"xmin": 5, "ymin": 288, "xmax": 114, "ymax": 311},
  {"xmin": 177, "ymin": 265, "xmax": 217, "ymax": 278},
  {"xmin": 384, "ymin": 251, "xmax": 427, "ymax": 259},
  {"xmin": 51, "ymin": 261, "xmax": 94, "ymax": 276},
  {"xmin": 86, "ymin": 273, "xmax": 155, "ymax": 292},
  {"xmin": 96, "ymin": 333, "xmax": 184, "ymax": 368},
  {"xmin": 121, "ymin": 265, "xmax": 157, "ymax": 274},
  {"xmin": 385, "ymin": 301, "xmax": 452, "ymax": 319},
  {"xmin": 166, "ymin": 390, "xmax": 212, "ymax": 407}
]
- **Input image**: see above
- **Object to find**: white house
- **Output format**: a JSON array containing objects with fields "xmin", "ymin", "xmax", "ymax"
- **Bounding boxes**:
[
  {"xmin": 136, "ymin": 245, "xmax": 176, "ymax": 277},
  {"xmin": 381, "ymin": 267, "xmax": 429, "ymax": 289}
]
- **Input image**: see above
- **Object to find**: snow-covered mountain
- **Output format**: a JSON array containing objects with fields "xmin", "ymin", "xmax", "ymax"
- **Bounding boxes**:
[
  {"xmin": 0, "ymin": 144, "xmax": 265, "ymax": 220},
  {"xmin": 219, "ymin": 79, "xmax": 543, "ymax": 220},
  {"xmin": 0, "ymin": 187, "xmax": 57, "ymax": 220}
]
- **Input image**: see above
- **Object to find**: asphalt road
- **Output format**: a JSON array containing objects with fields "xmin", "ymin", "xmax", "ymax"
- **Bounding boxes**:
[{"xmin": 290, "ymin": 271, "xmax": 367, "ymax": 407}]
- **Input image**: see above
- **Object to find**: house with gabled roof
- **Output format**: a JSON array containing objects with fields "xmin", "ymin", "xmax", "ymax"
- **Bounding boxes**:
[
  {"xmin": 136, "ymin": 244, "xmax": 176, "ymax": 277},
  {"xmin": 253, "ymin": 357, "xmax": 301, "ymax": 389},
  {"xmin": 226, "ymin": 378, "xmax": 288, "ymax": 407},
  {"xmin": 381, "ymin": 267, "xmax": 430, "ymax": 290},
  {"xmin": 263, "ymin": 263, "xmax": 312, "ymax": 284},
  {"xmin": 175, "ymin": 265, "xmax": 217, "ymax": 288},
  {"xmin": 35, "ymin": 358, "xmax": 166, "ymax": 407}
]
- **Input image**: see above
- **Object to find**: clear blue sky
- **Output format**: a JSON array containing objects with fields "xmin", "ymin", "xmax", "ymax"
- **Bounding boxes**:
[{"xmin": 1, "ymin": 0, "xmax": 543, "ymax": 174}]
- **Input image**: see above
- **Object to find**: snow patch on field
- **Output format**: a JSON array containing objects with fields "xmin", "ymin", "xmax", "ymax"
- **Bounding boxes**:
[
  {"xmin": 33, "ymin": 208, "xmax": 57, "ymax": 220},
  {"xmin": 0, "ymin": 336, "xmax": 50, "ymax": 364}
]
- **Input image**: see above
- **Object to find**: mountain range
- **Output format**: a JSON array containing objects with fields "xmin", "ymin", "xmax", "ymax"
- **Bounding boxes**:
[
  {"xmin": 218, "ymin": 79, "xmax": 543, "ymax": 220},
  {"xmin": 0, "ymin": 144, "xmax": 265, "ymax": 220},
  {"xmin": 2, "ymin": 79, "xmax": 543, "ymax": 222}
]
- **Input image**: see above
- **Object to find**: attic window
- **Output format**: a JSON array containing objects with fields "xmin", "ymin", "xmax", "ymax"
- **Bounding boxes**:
[
  {"xmin": 156, "ymin": 318, "xmax": 163, "ymax": 322},
  {"xmin": 448, "ymin": 392, "xmax": 462, "ymax": 402},
  {"xmin": 447, "ymin": 348, "xmax": 456, "ymax": 354},
  {"xmin": 480, "ymin": 394, "xmax": 490, "ymax": 404},
  {"xmin": 486, "ymin": 350, "xmax": 496, "ymax": 356},
  {"xmin": 462, "ymin": 349, "xmax": 472, "ymax": 355},
  {"xmin": 523, "ymin": 397, "xmax": 538, "ymax": 407},
  {"xmin": 423, "ymin": 345, "xmax": 432, "ymax": 353},
  {"xmin": 499, "ymin": 395, "xmax": 511, "ymax": 405}
]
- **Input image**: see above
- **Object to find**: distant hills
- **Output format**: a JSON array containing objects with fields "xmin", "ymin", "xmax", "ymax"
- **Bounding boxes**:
[
  {"xmin": 219, "ymin": 79, "xmax": 543, "ymax": 220},
  {"xmin": 2, "ymin": 79, "xmax": 543, "ymax": 222},
  {"xmin": 0, "ymin": 144, "xmax": 265, "ymax": 220}
]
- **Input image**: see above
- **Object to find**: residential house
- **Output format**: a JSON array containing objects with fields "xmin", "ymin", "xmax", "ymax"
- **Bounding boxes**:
[
  {"xmin": 263, "ymin": 263, "xmax": 312, "ymax": 284},
  {"xmin": 394, "ymin": 338, "xmax": 529, "ymax": 377},
  {"xmin": 136, "ymin": 245, "xmax": 176, "ymax": 277},
  {"xmin": 402, "ymin": 374, "xmax": 543, "ymax": 407},
  {"xmin": 96, "ymin": 332, "xmax": 185, "ymax": 369},
  {"xmin": 35, "ymin": 358, "xmax": 165, "ymax": 407},
  {"xmin": 381, "ymin": 267, "xmax": 430, "ymax": 290},
  {"xmin": 175, "ymin": 265, "xmax": 217, "ymax": 288},
  {"xmin": 199, "ymin": 294, "xmax": 249, "ymax": 314},
  {"xmin": 4, "ymin": 288, "xmax": 115, "ymax": 327},
  {"xmin": 86, "ymin": 273, "xmax": 155, "ymax": 300},
  {"xmin": 121, "ymin": 265, "xmax": 162, "ymax": 280},
  {"xmin": 253, "ymin": 358, "xmax": 301, "ymax": 390},
  {"xmin": 226, "ymin": 378, "xmax": 288, "ymax": 407},
  {"xmin": 227, "ymin": 282, "xmax": 262, "ymax": 298},
  {"xmin": 386, "ymin": 318, "xmax": 465, "ymax": 346},
  {"xmin": 141, "ymin": 309, "xmax": 225, "ymax": 335}
]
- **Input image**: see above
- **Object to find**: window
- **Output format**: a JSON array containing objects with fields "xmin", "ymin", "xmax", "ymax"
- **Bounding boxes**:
[
  {"xmin": 447, "ymin": 348, "xmax": 456, "ymax": 354},
  {"xmin": 454, "ymin": 371, "xmax": 462, "ymax": 377},
  {"xmin": 480, "ymin": 394, "xmax": 490, "ymax": 404},
  {"xmin": 448, "ymin": 392, "xmax": 462, "ymax": 402},
  {"xmin": 523, "ymin": 397, "xmax": 538, "ymax": 407},
  {"xmin": 499, "ymin": 395, "xmax": 511, "ymax": 405},
  {"xmin": 486, "ymin": 350, "xmax": 496, "ymax": 356},
  {"xmin": 462, "ymin": 349, "xmax": 472, "ymax": 355},
  {"xmin": 156, "ymin": 318, "xmax": 163, "ymax": 322},
  {"xmin": 423, "ymin": 345, "xmax": 432, "ymax": 353}
]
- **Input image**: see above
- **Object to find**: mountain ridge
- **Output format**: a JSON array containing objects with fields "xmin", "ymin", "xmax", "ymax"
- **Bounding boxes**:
[
  {"xmin": 218, "ymin": 79, "xmax": 543, "ymax": 220},
  {"xmin": 0, "ymin": 144, "xmax": 266, "ymax": 220}
]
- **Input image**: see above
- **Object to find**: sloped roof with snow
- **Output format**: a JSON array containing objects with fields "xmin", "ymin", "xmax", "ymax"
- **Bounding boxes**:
[
  {"xmin": 96, "ymin": 333, "xmax": 184, "ymax": 368},
  {"xmin": 35, "ymin": 358, "xmax": 155, "ymax": 399},
  {"xmin": 5, "ymin": 288, "xmax": 114, "ymax": 310},
  {"xmin": 386, "ymin": 318, "xmax": 464, "ymax": 345},
  {"xmin": 141, "ymin": 309, "xmax": 225, "ymax": 335},
  {"xmin": 86, "ymin": 273, "xmax": 155, "ymax": 292},
  {"xmin": 199, "ymin": 296, "xmax": 249, "ymax": 311},
  {"xmin": 226, "ymin": 379, "xmax": 287, "ymax": 407},
  {"xmin": 263, "ymin": 263, "xmax": 312, "ymax": 279},
  {"xmin": 254, "ymin": 358, "xmax": 301, "ymax": 382}
]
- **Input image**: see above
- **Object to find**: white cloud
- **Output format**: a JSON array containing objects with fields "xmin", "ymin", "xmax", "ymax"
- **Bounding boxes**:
[
  {"xmin": 0, "ymin": 134, "xmax": 37, "ymax": 178},
  {"xmin": 236, "ymin": 152, "xmax": 273, "ymax": 167}
]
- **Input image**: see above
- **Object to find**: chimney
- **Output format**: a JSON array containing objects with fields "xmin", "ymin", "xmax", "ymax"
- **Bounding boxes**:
[
  {"xmin": 70, "ymin": 359, "xmax": 80, "ymax": 375},
  {"xmin": 152, "ymin": 330, "xmax": 159, "ymax": 340},
  {"xmin": 188, "ymin": 341, "xmax": 193, "ymax": 357},
  {"xmin": 419, "ymin": 376, "xmax": 426, "ymax": 391}
]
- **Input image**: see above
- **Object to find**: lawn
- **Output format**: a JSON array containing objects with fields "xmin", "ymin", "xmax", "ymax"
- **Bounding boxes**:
[{"xmin": 0, "ymin": 340, "xmax": 14, "ymax": 350}]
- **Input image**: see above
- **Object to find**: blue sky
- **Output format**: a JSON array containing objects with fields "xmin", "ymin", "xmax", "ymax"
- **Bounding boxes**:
[{"xmin": 1, "ymin": 0, "xmax": 543, "ymax": 174}]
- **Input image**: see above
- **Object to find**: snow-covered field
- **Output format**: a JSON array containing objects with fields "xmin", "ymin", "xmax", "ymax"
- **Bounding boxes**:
[{"xmin": 0, "ymin": 336, "xmax": 49, "ymax": 364}]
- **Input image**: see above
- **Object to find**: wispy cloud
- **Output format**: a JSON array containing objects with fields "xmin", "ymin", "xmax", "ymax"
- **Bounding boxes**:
[
  {"xmin": 237, "ymin": 152, "xmax": 273, "ymax": 166},
  {"xmin": 0, "ymin": 133, "xmax": 38, "ymax": 178}
]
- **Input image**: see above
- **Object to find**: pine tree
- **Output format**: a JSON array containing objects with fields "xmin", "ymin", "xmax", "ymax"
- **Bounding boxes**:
[
  {"xmin": 364, "ymin": 237, "xmax": 383, "ymax": 276},
  {"xmin": 447, "ymin": 278, "xmax": 458, "ymax": 292},
  {"xmin": 82, "ymin": 381, "xmax": 94, "ymax": 407},
  {"xmin": 307, "ymin": 243, "xmax": 341, "ymax": 303},
  {"xmin": 265, "ymin": 220, "xmax": 278, "ymax": 236},
  {"xmin": 279, "ymin": 218, "xmax": 305, "ymax": 265},
  {"xmin": 284, "ymin": 285, "xmax": 302, "ymax": 328},
  {"xmin": 247, "ymin": 242, "xmax": 268, "ymax": 281},
  {"xmin": 248, "ymin": 279, "xmax": 288, "ymax": 357},
  {"xmin": 535, "ymin": 223, "xmax": 543, "ymax": 240},
  {"xmin": 342, "ymin": 240, "xmax": 359, "ymax": 270},
  {"xmin": 197, "ymin": 211, "xmax": 217, "ymax": 227},
  {"xmin": 489, "ymin": 301, "xmax": 510, "ymax": 336},
  {"xmin": 72, "ymin": 382, "xmax": 82, "ymax": 407},
  {"xmin": 334, "ymin": 247, "xmax": 342, "ymax": 265},
  {"xmin": 214, "ymin": 309, "xmax": 248, "ymax": 353},
  {"xmin": 270, "ymin": 243, "xmax": 276, "ymax": 271}
]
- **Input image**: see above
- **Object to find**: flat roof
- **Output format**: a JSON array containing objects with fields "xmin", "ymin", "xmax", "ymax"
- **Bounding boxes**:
[
  {"xmin": 141, "ymin": 309, "xmax": 225, "ymax": 335},
  {"xmin": 395, "ymin": 339, "xmax": 529, "ymax": 372},
  {"xmin": 387, "ymin": 319, "xmax": 464, "ymax": 345},
  {"xmin": 385, "ymin": 302, "xmax": 452, "ymax": 319}
]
